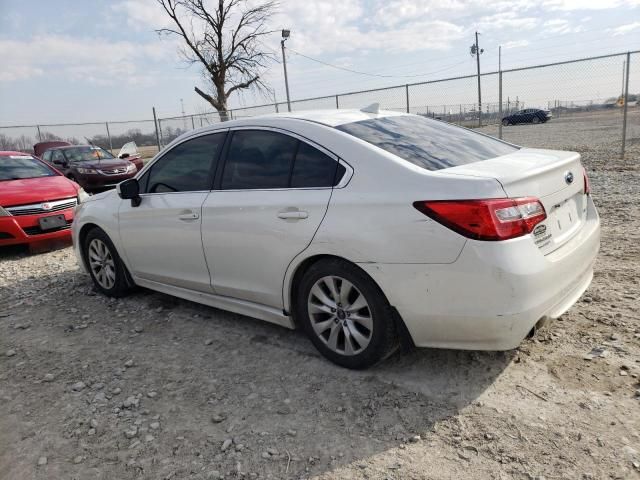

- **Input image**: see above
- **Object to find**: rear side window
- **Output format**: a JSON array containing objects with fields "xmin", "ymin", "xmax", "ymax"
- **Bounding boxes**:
[
  {"xmin": 221, "ymin": 130, "xmax": 344, "ymax": 190},
  {"xmin": 222, "ymin": 130, "xmax": 297, "ymax": 189},
  {"xmin": 336, "ymin": 115, "xmax": 518, "ymax": 171},
  {"xmin": 143, "ymin": 133, "xmax": 224, "ymax": 193},
  {"xmin": 42, "ymin": 151, "xmax": 51, "ymax": 162},
  {"xmin": 291, "ymin": 142, "xmax": 345, "ymax": 188}
]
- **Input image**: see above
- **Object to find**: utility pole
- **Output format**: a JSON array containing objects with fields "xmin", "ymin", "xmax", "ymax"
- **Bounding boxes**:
[
  {"xmin": 498, "ymin": 46, "xmax": 503, "ymax": 139},
  {"xmin": 281, "ymin": 29, "xmax": 292, "ymax": 112},
  {"xmin": 471, "ymin": 32, "xmax": 484, "ymax": 127},
  {"xmin": 180, "ymin": 98, "xmax": 187, "ymax": 129}
]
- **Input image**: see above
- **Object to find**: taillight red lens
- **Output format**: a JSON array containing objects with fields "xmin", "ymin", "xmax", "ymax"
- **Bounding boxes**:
[
  {"xmin": 413, "ymin": 197, "xmax": 547, "ymax": 241},
  {"xmin": 583, "ymin": 168, "xmax": 590, "ymax": 195}
]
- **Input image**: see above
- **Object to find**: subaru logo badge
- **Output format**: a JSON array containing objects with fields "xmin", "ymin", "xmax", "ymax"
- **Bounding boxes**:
[{"xmin": 564, "ymin": 171, "xmax": 574, "ymax": 185}]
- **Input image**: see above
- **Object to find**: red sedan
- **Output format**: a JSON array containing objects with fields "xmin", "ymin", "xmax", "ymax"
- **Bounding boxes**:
[{"xmin": 0, "ymin": 151, "xmax": 83, "ymax": 248}]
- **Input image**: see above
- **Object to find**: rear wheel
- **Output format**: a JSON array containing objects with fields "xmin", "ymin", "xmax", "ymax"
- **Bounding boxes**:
[
  {"xmin": 532, "ymin": 116, "xmax": 540, "ymax": 124},
  {"xmin": 296, "ymin": 259, "xmax": 398, "ymax": 369},
  {"xmin": 83, "ymin": 228, "xmax": 132, "ymax": 297},
  {"xmin": 502, "ymin": 119, "xmax": 510, "ymax": 126}
]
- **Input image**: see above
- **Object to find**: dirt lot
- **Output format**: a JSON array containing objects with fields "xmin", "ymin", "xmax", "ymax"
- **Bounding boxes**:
[{"xmin": 1, "ymin": 117, "xmax": 639, "ymax": 480}]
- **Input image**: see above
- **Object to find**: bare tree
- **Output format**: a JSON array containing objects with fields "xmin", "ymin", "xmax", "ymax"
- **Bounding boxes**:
[{"xmin": 156, "ymin": 0, "xmax": 277, "ymax": 121}]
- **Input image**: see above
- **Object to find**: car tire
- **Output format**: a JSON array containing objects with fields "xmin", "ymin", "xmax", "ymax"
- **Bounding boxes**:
[
  {"xmin": 532, "ymin": 116, "xmax": 540, "ymax": 124},
  {"xmin": 502, "ymin": 119, "xmax": 510, "ymax": 126},
  {"xmin": 295, "ymin": 258, "xmax": 398, "ymax": 369},
  {"xmin": 83, "ymin": 227, "xmax": 133, "ymax": 298}
]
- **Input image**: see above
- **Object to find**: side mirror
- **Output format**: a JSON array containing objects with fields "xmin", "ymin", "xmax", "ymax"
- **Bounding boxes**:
[
  {"xmin": 119, "ymin": 153, "xmax": 130, "ymax": 159},
  {"xmin": 118, "ymin": 178, "xmax": 141, "ymax": 207}
]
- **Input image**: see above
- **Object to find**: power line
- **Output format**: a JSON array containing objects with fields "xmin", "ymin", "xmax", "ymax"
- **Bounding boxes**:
[{"xmin": 287, "ymin": 48, "xmax": 469, "ymax": 79}]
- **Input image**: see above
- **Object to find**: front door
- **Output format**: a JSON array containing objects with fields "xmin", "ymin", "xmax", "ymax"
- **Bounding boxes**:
[
  {"xmin": 118, "ymin": 132, "xmax": 226, "ymax": 293},
  {"xmin": 201, "ymin": 129, "xmax": 345, "ymax": 309}
]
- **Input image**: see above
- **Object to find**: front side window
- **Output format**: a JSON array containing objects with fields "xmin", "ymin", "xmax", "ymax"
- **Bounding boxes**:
[
  {"xmin": 42, "ymin": 151, "xmax": 52, "ymax": 162},
  {"xmin": 0, "ymin": 155, "xmax": 56, "ymax": 181},
  {"xmin": 143, "ymin": 133, "xmax": 224, "ymax": 193},
  {"xmin": 336, "ymin": 115, "xmax": 518, "ymax": 171},
  {"xmin": 51, "ymin": 150, "xmax": 65, "ymax": 164}
]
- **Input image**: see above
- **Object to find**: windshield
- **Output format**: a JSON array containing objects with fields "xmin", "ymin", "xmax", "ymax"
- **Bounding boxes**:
[
  {"xmin": 336, "ymin": 115, "xmax": 519, "ymax": 171},
  {"xmin": 63, "ymin": 146, "xmax": 114, "ymax": 162},
  {"xmin": 0, "ymin": 155, "xmax": 57, "ymax": 181}
]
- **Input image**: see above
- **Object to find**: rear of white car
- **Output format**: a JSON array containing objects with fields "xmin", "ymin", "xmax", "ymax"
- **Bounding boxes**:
[{"xmin": 323, "ymin": 113, "xmax": 600, "ymax": 350}]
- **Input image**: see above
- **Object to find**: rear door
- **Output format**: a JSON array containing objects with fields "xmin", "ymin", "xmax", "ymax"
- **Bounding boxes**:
[
  {"xmin": 118, "ymin": 132, "xmax": 225, "ymax": 292},
  {"xmin": 201, "ymin": 128, "xmax": 344, "ymax": 309}
]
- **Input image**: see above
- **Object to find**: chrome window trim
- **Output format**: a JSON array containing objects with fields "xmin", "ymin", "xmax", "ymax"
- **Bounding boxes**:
[{"xmin": 133, "ymin": 125, "xmax": 354, "ymax": 196}]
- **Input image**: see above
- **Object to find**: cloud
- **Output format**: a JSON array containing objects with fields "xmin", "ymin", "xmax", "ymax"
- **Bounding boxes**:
[
  {"xmin": 502, "ymin": 40, "xmax": 530, "ymax": 49},
  {"xmin": 0, "ymin": 35, "xmax": 169, "ymax": 85},
  {"xmin": 542, "ymin": 0, "xmax": 640, "ymax": 9},
  {"xmin": 542, "ymin": 18, "xmax": 584, "ymax": 34},
  {"xmin": 611, "ymin": 21, "xmax": 640, "ymax": 35},
  {"xmin": 111, "ymin": 0, "xmax": 173, "ymax": 30}
]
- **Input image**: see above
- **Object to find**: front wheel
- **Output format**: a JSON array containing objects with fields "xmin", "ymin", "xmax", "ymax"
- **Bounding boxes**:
[
  {"xmin": 83, "ymin": 228, "xmax": 133, "ymax": 297},
  {"xmin": 532, "ymin": 116, "xmax": 540, "ymax": 124},
  {"xmin": 296, "ymin": 259, "xmax": 398, "ymax": 369},
  {"xmin": 502, "ymin": 119, "xmax": 510, "ymax": 126}
]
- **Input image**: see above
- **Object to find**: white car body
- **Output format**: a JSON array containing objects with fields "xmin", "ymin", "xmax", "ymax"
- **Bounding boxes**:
[{"xmin": 72, "ymin": 109, "xmax": 600, "ymax": 352}]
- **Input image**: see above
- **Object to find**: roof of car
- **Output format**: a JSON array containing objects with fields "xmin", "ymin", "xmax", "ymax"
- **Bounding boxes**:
[
  {"xmin": 228, "ymin": 108, "xmax": 408, "ymax": 128},
  {"xmin": 0, "ymin": 151, "xmax": 33, "ymax": 156}
]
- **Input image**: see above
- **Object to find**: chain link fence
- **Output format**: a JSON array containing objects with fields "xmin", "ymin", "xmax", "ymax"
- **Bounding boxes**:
[{"xmin": 1, "ymin": 50, "xmax": 637, "ymax": 159}]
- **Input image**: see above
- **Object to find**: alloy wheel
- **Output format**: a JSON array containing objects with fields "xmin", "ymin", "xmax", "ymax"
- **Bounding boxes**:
[
  {"xmin": 88, "ymin": 238, "xmax": 116, "ymax": 290},
  {"xmin": 307, "ymin": 275, "xmax": 373, "ymax": 356}
]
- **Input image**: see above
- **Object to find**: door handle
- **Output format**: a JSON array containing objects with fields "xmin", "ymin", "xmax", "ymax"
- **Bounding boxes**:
[
  {"xmin": 277, "ymin": 210, "xmax": 308, "ymax": 220},
  {"xmin": 178, "ymin": 211, "xmax": 200, "ymax": 221}
]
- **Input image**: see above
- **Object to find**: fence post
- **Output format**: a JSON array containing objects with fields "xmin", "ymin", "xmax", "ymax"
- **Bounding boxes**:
[
  {"xmin": 405, "ymin": 85, "xmax": 410, "ymax": 113},
  {"xmin": 105, "ymin": 122, "xmax": 113, "ymax": 154},
  {"xmin": 152, "ymin": 107, "xmax": 161, "ymax": 151},
  {"xmin": 621, "ymin": 51, "xmax": 631, "ymax": 158},
  {"xmin": 36, "ymin": 125, "xmax": 42, "ymax": 142},
  {"xmin": 335, "ymin": 95, "xmax": 339, "ymax": 109},
  {"xmin": 498, "ymin": 71, "xmax": 503, "ymax": 140},
  {"xmin": 191, "ymin": 115, "xmax": 195, "ymax": 129}
]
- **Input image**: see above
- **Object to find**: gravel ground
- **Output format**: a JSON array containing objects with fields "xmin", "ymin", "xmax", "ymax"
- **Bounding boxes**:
[{"xmin": 1, "ymin": 113, "xmax": 639, "ymax": 480}]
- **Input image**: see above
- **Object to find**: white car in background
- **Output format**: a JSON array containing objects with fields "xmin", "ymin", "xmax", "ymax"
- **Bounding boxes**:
[{"xmin": 72, "ymin": 107, "xmax": 600, "ymax": 369}]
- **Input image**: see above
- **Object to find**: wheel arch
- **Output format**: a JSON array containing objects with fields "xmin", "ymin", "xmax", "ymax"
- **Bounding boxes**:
[{"xmin": 284, "ymin": 253, "xmax": 415, "ymax": 348}]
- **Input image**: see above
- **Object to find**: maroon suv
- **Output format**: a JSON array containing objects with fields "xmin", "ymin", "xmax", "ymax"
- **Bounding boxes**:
[{"xmin": 41, "ymin": 145, "xmax": 139, "ymax": 192}]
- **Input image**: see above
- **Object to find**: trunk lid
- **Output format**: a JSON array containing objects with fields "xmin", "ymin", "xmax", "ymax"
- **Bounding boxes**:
[{"xmin": 444, "ymin": 148, "xmax": 587, "ymax": 255}]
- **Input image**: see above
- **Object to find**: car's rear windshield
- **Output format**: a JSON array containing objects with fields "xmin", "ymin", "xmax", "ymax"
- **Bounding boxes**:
[
  {"xmin": 0, "ymin": 155, "xmax": 56, "ymax": 181},
  {"xmin": 63, "ymin": 146, "xmax": 114, "ymax": 162},
  {"xmin": 335, "ymin": 115, "xmax": 518, "ymax": 171}
]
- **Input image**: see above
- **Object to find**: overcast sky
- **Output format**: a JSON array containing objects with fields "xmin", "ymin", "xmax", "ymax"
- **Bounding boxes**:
[{"xmin": 0, "ymin": 0, "xmax": 639, "ymax": 125}]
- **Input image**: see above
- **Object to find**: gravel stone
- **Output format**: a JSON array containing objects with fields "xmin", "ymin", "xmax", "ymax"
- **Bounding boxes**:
[{"xmin": 71, "ymin": 381, "xmax": 86, "ymax": 391}]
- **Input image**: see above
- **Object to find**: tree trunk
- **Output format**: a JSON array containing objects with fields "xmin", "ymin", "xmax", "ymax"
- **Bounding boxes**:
[{"xmin": 194, "ymin": 86, "xmax": 229, "ymax": 122}]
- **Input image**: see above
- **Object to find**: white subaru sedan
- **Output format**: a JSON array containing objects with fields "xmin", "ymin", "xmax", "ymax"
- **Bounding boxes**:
[{"xmin": 72, "ymin": 108, "xmax": 600, "ymax": 369}]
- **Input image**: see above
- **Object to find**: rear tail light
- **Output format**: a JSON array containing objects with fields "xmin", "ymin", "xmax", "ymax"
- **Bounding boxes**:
[
  {"xmin": 413, "ymin": 197, "xmax": 547, "ymax": 241},
  {"xmin": 583, "ymin": 168, "xmax": 590, "ymax": 195}
]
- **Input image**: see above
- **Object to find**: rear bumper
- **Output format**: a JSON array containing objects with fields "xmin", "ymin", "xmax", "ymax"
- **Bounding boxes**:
[
  {"xmin": 359, "ymin": 196, "xmax": 600, "ymax": 351},
  {"xmin": 0, "ymin": 210, "xmax": 74, "ymax": 247}
]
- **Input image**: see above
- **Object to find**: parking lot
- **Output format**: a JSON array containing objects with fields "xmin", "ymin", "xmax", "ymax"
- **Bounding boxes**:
[{"xmin": 1, "ymin": 113, "xmax": 639, "ymax": 479}]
